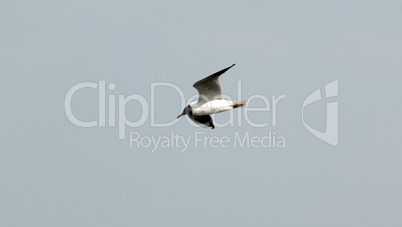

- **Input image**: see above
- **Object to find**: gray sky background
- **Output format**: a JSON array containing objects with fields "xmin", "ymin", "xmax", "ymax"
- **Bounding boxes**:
[{"xmin": 1, "ymin": 0, "xmax": 402, "ymax": 226}]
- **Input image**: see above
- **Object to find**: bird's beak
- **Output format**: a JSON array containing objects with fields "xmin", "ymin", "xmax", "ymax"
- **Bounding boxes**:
[{"xmin": 177, "ymin": 113, "xmax": 184, "ymax": 119}]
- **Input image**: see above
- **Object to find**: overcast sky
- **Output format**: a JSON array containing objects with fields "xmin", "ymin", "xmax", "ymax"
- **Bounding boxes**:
[{"xmin": 1, "ymin": 0, "xmax": 402, "ymax": 226}]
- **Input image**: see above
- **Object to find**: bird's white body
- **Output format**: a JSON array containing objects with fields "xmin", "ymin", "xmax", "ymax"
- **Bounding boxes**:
[{"xmin": 190, "ymin": 100, "xmax": 234, "ymax": 116}]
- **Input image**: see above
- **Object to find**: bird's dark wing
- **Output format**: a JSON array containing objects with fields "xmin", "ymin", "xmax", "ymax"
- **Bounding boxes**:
[{"xmin": 189, "ymin": 115, "xmax": 215, "ymax": 129}]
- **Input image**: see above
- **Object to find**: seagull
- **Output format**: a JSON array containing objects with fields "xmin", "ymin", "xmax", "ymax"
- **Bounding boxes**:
[{"xmin": 177, "ymin": 64, "xmax": 247, "ymax": 129}]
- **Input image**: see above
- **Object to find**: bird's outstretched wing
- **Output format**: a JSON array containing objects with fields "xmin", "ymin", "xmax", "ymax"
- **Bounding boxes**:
[
  {"xmin": 193, "ymin": 64, "xmax": 235, "ymax": 104},
  {"xmin": 189, "ymin": 115, "xmax": 215, "ymax": 129}
]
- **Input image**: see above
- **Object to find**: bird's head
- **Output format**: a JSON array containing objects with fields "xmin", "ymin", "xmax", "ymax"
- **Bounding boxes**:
[{"xmin": 177, "ymin": 105, "xmax": 193, "ymax": 119}]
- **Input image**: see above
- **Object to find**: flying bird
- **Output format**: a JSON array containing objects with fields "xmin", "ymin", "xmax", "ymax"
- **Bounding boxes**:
[{"xmin": 177, "ymin": 64, "xmax": 247, "ymax": 129}]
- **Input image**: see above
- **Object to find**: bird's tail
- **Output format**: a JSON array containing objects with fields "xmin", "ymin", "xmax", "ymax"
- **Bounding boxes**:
[{"xmin": 232, "ymin": 100, "xmax": 248, "ymax": 108}]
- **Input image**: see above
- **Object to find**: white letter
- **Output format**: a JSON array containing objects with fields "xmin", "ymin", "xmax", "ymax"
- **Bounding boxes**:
[
  {"xmin": 98, "ymin": 81, "xmax": 106, "ymax": 127},
  {"xmin": 151, "ymin": 83, "xmax": 185, "ymax": 127},
  {"xmin": 272, "ymin": 94, "xmax": 286, "ymax": 127},
  {"xmin": 118, "ymin": 94, "xmax": 149, "ymax": 139},
  {"xmin": 64, "ymin": 82, "xmax": 98, "ymax": 127},
  {"xmin": 108, "ymin": 83, "xmax": 116, "ymax": 127},
  {"xmin": 244, "ymin": 94, "xmax": 271, "ymax": 127},
  {"xmin": 234, "ymin": 132, "xmax": 249, "ymax": 147},
  {"xmin": 130, "ymin": 132, "xmax": 140, "ymax": 148},
  {"xmin": 194, "ymin": 132, "xmax": 203, "ymax": 148}
]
